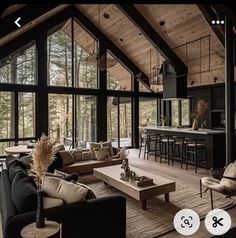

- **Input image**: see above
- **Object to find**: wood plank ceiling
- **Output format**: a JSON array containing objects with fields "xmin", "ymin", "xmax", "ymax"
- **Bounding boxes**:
[
  {"xmin": 77, "ymin": 4, "xmax": 235, "ymax": 89},
  {"xmin": 1, "ymin": 4, "xmax": 235, "ymax": 91}
]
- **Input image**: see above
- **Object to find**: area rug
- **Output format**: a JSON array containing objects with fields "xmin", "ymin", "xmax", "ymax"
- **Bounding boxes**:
[{"xmin": 80, "ymin": 175, "xmax": 236, "ymax": 238}]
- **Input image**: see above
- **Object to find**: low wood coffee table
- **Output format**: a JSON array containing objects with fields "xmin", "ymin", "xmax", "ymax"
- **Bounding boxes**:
[{"xmin": 93, "ymin": 165, "xmax": 176, "ymax": 210}]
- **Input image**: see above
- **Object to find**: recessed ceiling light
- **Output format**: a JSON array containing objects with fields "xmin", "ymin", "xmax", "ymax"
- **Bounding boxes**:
[
  {"xmin": 159, "ymin": 21, "xmax": 165, "ymax": 26},
  {"xmin": 103, "ymin": 13, "xmax": 110, "ymax": 19}
]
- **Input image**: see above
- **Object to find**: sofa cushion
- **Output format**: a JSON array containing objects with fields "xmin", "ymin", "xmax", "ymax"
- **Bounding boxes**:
[
  {"xmin": 71, "ymin": 149, "xmax": 82, "ymax": 161},
  {"xmin": 101, "ymin": 141, "xmax": 114, "ymax": 157},
  {"xmin": 43, "ymin": 196, "xmax": 64, "ymax": 209},
  {"xmin": 19, "ymin": 154, "xmax": 33, "ymax": 169},
  {"xmin": 42, "ymin": 176, "xmax": 88, "ymax": 204},
  {"xmin": 94, "ymin": 147, "xmax": 110, "ymax": 160},
  {"xmin": 72, "ymin": 181, "xmax": 97, "ymax": 200},
  {"xmin": 11, "ymin": 171, "xmax": 37, "ymax": 213},
  {"xmin": 55, "ymin": 144, "xmax": 66, "ymax": 151},
  {"xmin": 8, "ymin": 159, "xmax": 27, "ymax": 183},
  {"xmin": 47, "ymin": 151, "xmax": 63, "ymax": 173},
  {"xmin": 89, "ymin": 142, "xmax": 101, "ymax": 160},
  {"xmin": 59, "ymin": 150, "xmax": 75, "ymax": 166},
  {"xmin": 54, "ymin": 169, "xmax": 79, "ymax": 182}
]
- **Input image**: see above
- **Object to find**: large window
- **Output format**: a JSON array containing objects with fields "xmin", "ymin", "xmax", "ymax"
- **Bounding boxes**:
[
  {"xmin": 18, "ymin": 92, "xmax": 35, "ymax": 138},
  {"xmin": 0, "ymin": 43, "xmax": 36, "ymax": 85},
  {"xmin": 107, "ymin": 97, "xmax": 132, "ymax": 147},
  {"xmin": 76, "ymin": 95, "xmax": 96, "ymax": 144},
  {"xmin": 107, "ymin": 52, "xmax": 132, "ymax": 91},
  {"xmin": 139, "ymin": 98, "xmax": 158, "ymax": 126},
  {"xmin": 48, "ymin": 94, "xmax": 73, "ymax": 144},
  {"xmin": 47, "ymin": 20, "xmax": 97, "ymax": 89},
  {"xmin": 171, "ymin": 99, "xmax": 190, "ymax": 127}
]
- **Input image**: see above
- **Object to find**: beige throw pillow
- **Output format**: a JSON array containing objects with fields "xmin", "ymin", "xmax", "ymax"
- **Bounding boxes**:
[
  {"xmin": 71, "ymin": 149, "xmax": 82, "ymax": 161},
  {"xmin": 89, "ymin": 142, "xmax": 101, "ymax": 160},
  {"xmin": 94, "ymin": 147, "xmax": 110, "ymax": 161},
  {"xmin": 59, "ymin": 150, "xmax": 75, "ymax": 166},
  {"xmin": 42, "ymin": 176, "xmax": 88, "ymax": 204},
  {"xmin": 101, "ymin": 141, "xmax": 114, "ymax": 157},
  {"xmin": 43, "ymin": 196, "xmax": 64, "ymax": 209}
]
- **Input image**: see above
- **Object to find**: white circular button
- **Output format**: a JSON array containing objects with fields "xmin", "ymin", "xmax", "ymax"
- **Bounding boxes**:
[
  {"xmin": 205, "ymin": 209, "xmax": 231, "ymax": 235},
  {"xmin": 173, "ymin": 209, "xmax": 200, "ymax": 236},
  {"xmin": 212, "ymin": 20, "xmax": 216, "ymax": 24}
]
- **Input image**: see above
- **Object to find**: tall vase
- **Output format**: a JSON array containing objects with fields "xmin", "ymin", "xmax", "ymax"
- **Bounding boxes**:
[
  {"xmin": 36, "ymin": 190, "xmax": 45, "ymax": 228},
  {"xmin": 192, "ymin": 119, "xmax": 199, "ymax": 130}
]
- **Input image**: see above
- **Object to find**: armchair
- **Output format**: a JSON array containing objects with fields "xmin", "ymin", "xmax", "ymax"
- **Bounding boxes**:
[{"xmin": 200, "ymin": 162, "xmax": 236, "ymax": 210}]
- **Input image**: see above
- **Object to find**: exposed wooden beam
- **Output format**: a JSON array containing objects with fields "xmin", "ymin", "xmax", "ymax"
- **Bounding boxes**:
[
  {"xmin": 197, "ymin": 4, "xmax": 225, "ymax": 46},
  {"xmin": 73, "ymin": 6, "xmax": 150, "ymax": 88},
  {"xmin": 116, "ymin": 4, "xmax": 188, "ymax": 76},
  {"xmin": 0, "ymin": 4, "xmax": 59, "ymax": 40}
]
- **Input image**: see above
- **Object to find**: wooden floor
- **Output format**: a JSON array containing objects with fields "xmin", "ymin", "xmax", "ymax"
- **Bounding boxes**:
[{"xmin": 127, "ymin": 149, "xmax": 236, "ymax": 238}]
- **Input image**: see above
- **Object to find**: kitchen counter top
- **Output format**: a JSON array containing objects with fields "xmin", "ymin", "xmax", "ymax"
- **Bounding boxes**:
[{"xmin": 139, "ymin": 126, "xmax": 225, "ymax": 135}]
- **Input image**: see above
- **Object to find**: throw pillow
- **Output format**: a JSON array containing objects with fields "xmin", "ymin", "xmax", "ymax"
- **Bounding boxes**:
[
  {"xmin": 59, "ymin": 150, "xmax": 75, "ymax": 166},
  {"xmin": 19, "ymin": 154, "xmax": 33, "ymax": 169},
  {"xmin": 89, "ymin": 142, "xmax": 102, "ymax": 160},
  {"xmin": 55, "ymin": 144, "xmax": 66, "ymax": 151},
  {"xmin": 71, "ymin": 149, "xmax": 82, "ymax": 161},
  {"xmin": 94, "ymin": 147, "xmax": 110, "ymax": 161},
  {"xmin": 54, "ymin": 169, "xmax": 79, "ymax": 182},
  {"xmin": 42, "ymin": 176, "xmax": 88, "ymax": 204},
  {"xmin": 101, "ymin": 141, "xmax": 114, "ymax": 157},
  {"xmin": 43, "ymin": 196, "xmax": 64, "ymax": 209},
  {"xmin": 11, "ymin": 171, "xmax": 37, "ymax": 213},
  {"xmin": 72, "ymin": 181, "xmax": 97, "ymax": 200}
]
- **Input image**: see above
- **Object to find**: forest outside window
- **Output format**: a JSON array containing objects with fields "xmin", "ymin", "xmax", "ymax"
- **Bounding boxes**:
[
  {"xmin": 107, "ymin": 51, "xmax": 132, "ymax": 91},
  {"xmin": 171, "ymin": 99, "xmax": 190, "ymax": 127},
  {"xmin": 0, "ymin": 43, "xmax": 36, "ymax": 85},
  {"xmin": 47, "ymin": 19, "xmax": 97, "ymax": 89}
]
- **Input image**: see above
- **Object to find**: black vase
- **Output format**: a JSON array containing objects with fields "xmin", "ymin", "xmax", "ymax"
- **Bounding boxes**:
[{"xmin": 36, "ymin": 190, "xmax": 45, "ymax": 228}]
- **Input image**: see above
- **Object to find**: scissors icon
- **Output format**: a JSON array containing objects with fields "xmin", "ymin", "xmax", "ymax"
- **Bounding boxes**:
[{"xmin": 212, "ymin": 216, "xmax": 223, "ymax": 228}]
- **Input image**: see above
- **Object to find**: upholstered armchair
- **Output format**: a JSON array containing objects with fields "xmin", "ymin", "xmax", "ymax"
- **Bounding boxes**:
[{"xmin": 200, "ymin": 162, "xmax": 236, "ymax": 210}]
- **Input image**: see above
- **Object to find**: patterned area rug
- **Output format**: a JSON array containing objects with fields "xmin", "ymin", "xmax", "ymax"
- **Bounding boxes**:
[{"xmin": 80, "ymin": 175, "xmax": 236, "ymax": 238}]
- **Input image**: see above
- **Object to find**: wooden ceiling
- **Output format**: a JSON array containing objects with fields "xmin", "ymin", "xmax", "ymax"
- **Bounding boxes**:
[{"xmin": 1, "ymin": 4, "xmax": 235, "ymax": 90}]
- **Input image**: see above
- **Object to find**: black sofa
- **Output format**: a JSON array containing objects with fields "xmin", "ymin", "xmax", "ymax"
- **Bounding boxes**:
[{"xmin": 0, "ymin": 158, "xmax": 126, "ymax": 238}]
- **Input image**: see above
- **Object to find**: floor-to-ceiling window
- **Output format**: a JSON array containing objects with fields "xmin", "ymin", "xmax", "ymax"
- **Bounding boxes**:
[
  {"xmin": 0, "ymin": 43, "xmax": 36, "ymax": 156},
  {"xmin": 107, "ymin": 96, "xmax": 132, "ymax": 147},
  {"xmin": 139, "ymin": 97, "xmax": 158, "ymax": 126},
  {"xmin": 47, "ymin": 19, "xmax": 97, "ymax": 148}
]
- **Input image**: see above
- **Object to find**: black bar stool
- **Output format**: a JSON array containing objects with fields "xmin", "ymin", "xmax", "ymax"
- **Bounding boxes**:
[
  {"xmin": 160, "ymin": 135, "xmax": 174, "ymax": 165},
  {"xmin": 146, "ymin": 133, "xmax": 161, "ymax": 161},
  {"xmin": 186, "ymin": 138, "xmax": 207, "ymax": 173},
  {"xmin": 172, "ymin": 136, "xmax": 186, "ymax": 168},
  {"xmin": 138, "ymin": 129, "xmax": 148, "ymax": 159}
]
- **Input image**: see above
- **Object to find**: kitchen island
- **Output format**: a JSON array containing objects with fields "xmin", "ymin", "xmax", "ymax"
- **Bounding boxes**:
[{"xmin": 139, "ymin": 126, "xmax": 226, "ymax": 168}]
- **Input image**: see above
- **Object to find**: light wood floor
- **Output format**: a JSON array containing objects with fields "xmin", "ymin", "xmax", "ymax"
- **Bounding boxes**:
[{"xmin": 127, "ymin": 149, "xmax": 236, "ymax": 238}]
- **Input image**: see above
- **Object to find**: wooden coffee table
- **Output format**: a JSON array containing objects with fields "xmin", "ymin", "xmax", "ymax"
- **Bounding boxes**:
[{"xmin": 93, "ymin": 165, "xmax": 176, "ymax": 210}]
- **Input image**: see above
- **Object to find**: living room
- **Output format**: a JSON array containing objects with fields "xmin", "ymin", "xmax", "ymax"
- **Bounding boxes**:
[{"xmin": 0, "ymin": 3, "xmax": 235, "ymax": 238}]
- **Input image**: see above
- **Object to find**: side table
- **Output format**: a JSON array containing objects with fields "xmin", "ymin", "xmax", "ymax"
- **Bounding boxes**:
[{"xmin": 21, "ymin": 220, "xmax": 62, "ymax": 238}]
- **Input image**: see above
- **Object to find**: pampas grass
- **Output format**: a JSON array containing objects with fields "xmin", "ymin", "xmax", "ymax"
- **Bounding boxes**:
[
  {"xmin": 192, "ymin": 99, "xmax": 208, "ymax": 120},
  {"xmin": 31, "ymin": 134, "xmax": 56, "ymax": 189}
]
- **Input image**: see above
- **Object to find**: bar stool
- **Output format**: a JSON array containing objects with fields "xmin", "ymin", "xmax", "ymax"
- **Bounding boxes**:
[
  {"xmin": 160, "ymin": 135, "xmax": 174, "ymax": 165},
  {"xmin": 138, "ymin": 129, "xmax": 148, "ymax": 159},
  {"xmin": 146, "ymin": 133, "xmax": 161, "ymax": 161},
  {"xmin": 185, "ymin": 138, "xmax": 207, "ymax": 173},
  {"xmin": 172, "ymin": 136, "xmax": 185, "ymax": 168}
]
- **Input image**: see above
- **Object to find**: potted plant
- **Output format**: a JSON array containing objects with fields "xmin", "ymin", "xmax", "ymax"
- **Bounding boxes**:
[
  {"xmin": 191, "ymin": 99, "xmax": 208, "ymax": 130},
  {"xmin": 31, "ymin": 134, "xmax": 56, "ymax": 228}
]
